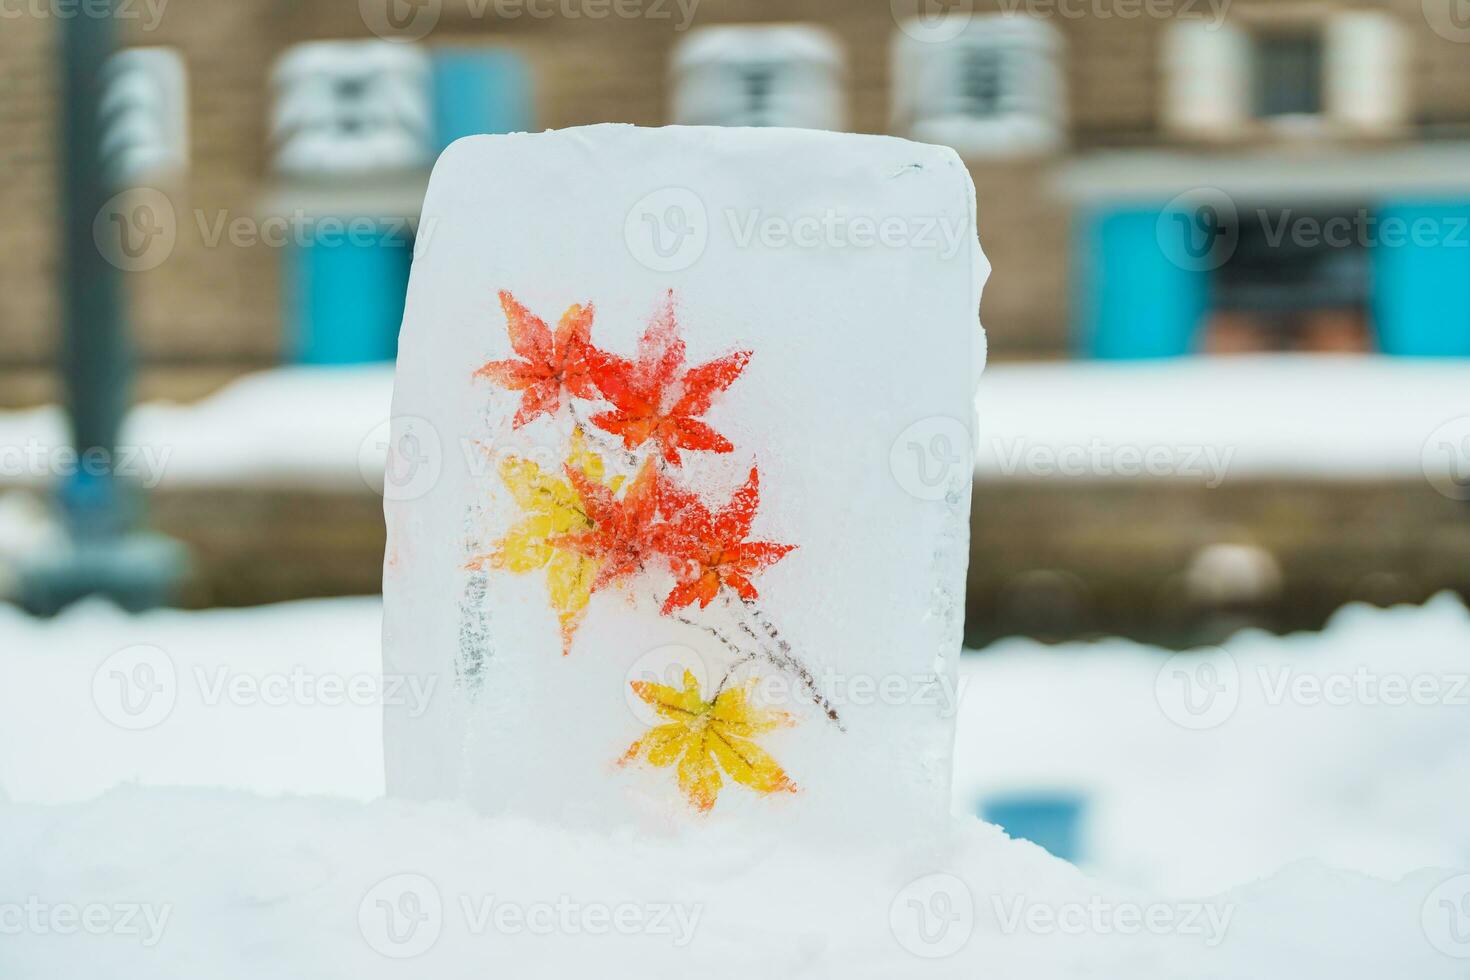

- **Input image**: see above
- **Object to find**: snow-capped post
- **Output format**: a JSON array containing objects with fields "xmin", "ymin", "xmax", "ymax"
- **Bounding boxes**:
[{"xmin": 382, "ymin": 126, "xmax": 986, "ymax": 838}]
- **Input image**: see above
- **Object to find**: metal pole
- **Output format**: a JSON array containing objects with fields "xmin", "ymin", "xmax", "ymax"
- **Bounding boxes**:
[
  {"xmin": 58, "ymin": 0, "xmax": 131, "ymax": 538},
  {"xmin": 18, "ymin": 1, "xmax": 188, "ymax": 614}
]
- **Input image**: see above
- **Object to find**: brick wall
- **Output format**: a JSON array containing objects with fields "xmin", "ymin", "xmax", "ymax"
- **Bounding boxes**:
[{"xmin": 3, "ymin": 0, "xmax": 1468, "ymax": 407}]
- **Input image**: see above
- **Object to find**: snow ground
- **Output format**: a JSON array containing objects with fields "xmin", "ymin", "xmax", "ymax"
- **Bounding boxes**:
[
  {"xmin": 0, "ymin": 595, "xmax": 1467, "ymax": 975},
  {"xmin": 0, "ymin": 355, "xmax": 1465, "ymax": 491}
]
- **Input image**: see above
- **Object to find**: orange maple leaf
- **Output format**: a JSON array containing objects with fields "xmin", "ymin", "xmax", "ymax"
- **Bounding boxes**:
[
  {"xmin": 587, "ymin": 291, "xmax": 750, "ymax": 466},
  {"xmin": 474, "ymin": 291, "xmax": 600, "ymax": 428},
  {"xmin": 549, "ymin": 457, "xmax": 664, "ymax": 593},
  {"xmin": 656, "ymin": 467, "xmax": 795, "ymax": 614}
]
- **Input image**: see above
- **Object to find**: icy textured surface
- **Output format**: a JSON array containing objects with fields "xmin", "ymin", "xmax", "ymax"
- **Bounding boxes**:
[{"xmin": 382, "ymin": 126, "xmax": 986, "ymax": 835}]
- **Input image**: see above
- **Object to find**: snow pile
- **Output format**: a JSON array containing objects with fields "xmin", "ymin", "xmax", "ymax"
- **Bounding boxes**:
[
  {"xmin": 0, "ymin": 787, "xmax": 1454, "ymax": 978},
  {"xmin": 2, "ymin": 596, "xmax": 1468, "ymax": 974},
  {"xmin": 955, "ymin": 593, "xmax": 1470, "ymax": 895},
  {"xmin": 0, "ymin": 597, "xmax": 385, "ymax": 804},
  {"xmin": 0, "ymin": 367, "xmax": 394, "ymax": 491},
  {"xmin": 2, "ymin": 354, "xmax": 1466, "ymax": 492},
  {"xmin": 973, "ymin": 354, "xmax": 1470, "ymax": 482}
]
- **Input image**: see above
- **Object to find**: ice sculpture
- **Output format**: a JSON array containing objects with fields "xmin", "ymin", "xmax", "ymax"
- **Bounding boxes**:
[{"xmin": 383, "ymin": 125, "xmax": 987, "ymax": 841}]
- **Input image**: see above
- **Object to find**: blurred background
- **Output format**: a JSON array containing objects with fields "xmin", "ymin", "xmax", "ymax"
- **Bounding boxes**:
[{"xmin": 3, "ymin": 0, "xmax": 1470, "ymax": 895}]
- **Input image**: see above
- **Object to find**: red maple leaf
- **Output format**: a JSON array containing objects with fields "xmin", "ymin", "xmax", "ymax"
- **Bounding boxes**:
[
  {"xmin": 588, "ymin": 292, "xmax": 750, "ymax": 466},
  {"xmin": 551, "ymin": 458, "xmax": 664, "ymax": 593},
  {"xmin": 474, "ymin": 291, "xmax": 600, "ymax": 428},
  {"xmin": 656, "ymin": 467, "xmax": 795, "ymax": 614}
]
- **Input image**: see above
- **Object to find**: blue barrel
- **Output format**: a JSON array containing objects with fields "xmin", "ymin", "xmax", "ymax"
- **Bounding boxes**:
[
  {"xmin": 1372, "ymin": 200, "xmax": 1470, "ymax": 356},
  {"xmin": 431, "ymin": 48, "xmax": 532, "ymax": 153},
  {"xmin": 283, "ymin": 228, "xmax": 412, "ymax": 364},
  {"xmin": 983, "ymin": 793, "xmax": 1086, "ymax": 864}
]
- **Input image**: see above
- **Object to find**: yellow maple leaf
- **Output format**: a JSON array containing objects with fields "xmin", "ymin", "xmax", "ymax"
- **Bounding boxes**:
[
  {"xmin": 620, "ymin": 670, "xmax": 797, "ymax": 813},
  {"xmin": 466, "ymin": 429, "xmax": 620, "ymax": 654}
]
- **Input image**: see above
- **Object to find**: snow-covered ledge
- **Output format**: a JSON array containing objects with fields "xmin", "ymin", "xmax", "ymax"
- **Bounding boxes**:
[
  {"xmin": 1, "ymin": 355, "xmax": 1464, "ymax": 492},
  {"xmin": 1057, "ymin": 141, "xmax": 1470, "ymax": 205}
]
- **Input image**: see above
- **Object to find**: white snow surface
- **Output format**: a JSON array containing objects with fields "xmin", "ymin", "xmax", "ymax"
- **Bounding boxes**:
[
  {"xmin": 1, "ymin": 595, "xmax": 1467, "ymax": 975},
  {"xmin": 1, "ymin": 354, "xmax": 1465, "ymax": 490},
  {"xmin": 954, "ymin": 592, "xmax": 1470, "ymax": 895}
]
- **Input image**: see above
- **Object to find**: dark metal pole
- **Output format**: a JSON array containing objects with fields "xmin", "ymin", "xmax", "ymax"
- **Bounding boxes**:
[
  {"xmin": 18, "ymin": 1, "xmax": 188, "ymax": 614},
  {"xmin": 58, "ymin": 0, "xmax": 131, "ymax": 539}
]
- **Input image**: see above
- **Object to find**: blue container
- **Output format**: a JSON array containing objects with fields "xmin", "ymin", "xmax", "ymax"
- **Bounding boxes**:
[
  {"xmin": 283, "ymin": 230, "xmax": 412, "ymax": 364},
  {"xmin": 431, "ymin": 49, "xmax": 532, "ymax": 153},
  {"xmin": 1076, "ymin": 205, "xmax": 1210, "ymax": 359},
  {"xmin": 1371, "ymin": 199, "xmax": 1470, "ymax": 357},
  {"xmin": 983, "ymin": 793, "xmax": 1086, "ymax": 864}
]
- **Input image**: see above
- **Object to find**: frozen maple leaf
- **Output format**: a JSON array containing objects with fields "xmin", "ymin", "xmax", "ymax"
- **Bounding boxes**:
[
  {"xmin": 464, "ymin": 430, "xmax": 621, "ymax": 655},
  {"xmin": 473, "ymin": 290, "xmax": 600, "ymax": 428},
  {"xmin": 620, "ymin": 669, "xmax": 796, "ymax": 813},
  {"xmin": 549, "ymin": 457, "xmax": 664, "ymax": 593},
  {"xmin": 656, "ymin": 467, "xmax": 795, "ymax": 614},
  {"xmin": 588, "ymin": 291, "xmax": 750, "ymax": 466}
]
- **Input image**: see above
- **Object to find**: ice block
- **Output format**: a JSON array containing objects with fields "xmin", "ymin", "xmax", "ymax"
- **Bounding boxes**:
[{"xmin": 382, "ymin": 124, "xmax": 987, "ymax": 841}]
